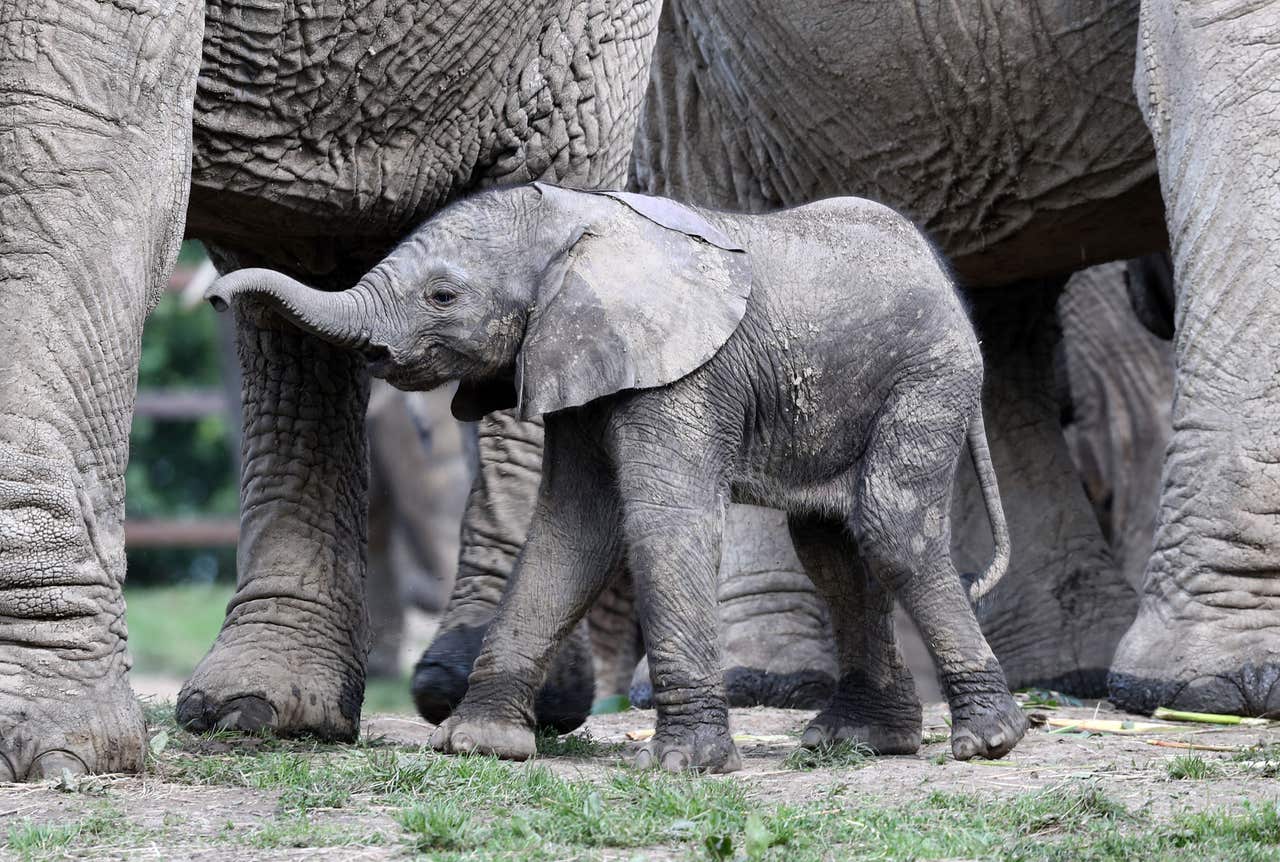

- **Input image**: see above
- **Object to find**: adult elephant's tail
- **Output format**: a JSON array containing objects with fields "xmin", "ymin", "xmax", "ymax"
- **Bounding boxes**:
[{"xmin": 965, "ymin": 411, "xmax": 1011, "ymax": 602}]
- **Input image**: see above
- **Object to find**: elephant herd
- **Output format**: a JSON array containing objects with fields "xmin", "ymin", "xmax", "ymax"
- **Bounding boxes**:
[{"xmin": 1, "ymin": 0, "xmax": 1277, "ymax": 780}]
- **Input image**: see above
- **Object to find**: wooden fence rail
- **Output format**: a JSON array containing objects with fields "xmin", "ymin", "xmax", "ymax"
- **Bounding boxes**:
[{"xmin": 128, "ymin": 260, "xmax": 241, "ymax": 549}]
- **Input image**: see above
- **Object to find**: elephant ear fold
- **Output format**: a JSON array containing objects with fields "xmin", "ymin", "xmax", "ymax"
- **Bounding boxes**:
[{"xmin": 517, "ymin": 186, "xmax": 752, "ymax": 419}]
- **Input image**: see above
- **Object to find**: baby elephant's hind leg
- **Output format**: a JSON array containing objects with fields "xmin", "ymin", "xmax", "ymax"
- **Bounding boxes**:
[
  {"xmin": 788, "ymin": 516, "xmax": 922, "ymax": 754},
  {"xmin": 855, "ymin": 394, "xmax": 1028, "ymax": 761}
]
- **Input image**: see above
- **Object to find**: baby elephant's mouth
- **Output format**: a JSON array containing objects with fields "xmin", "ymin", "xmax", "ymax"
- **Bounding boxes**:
[{"xmin": 360, "ymin": 344, "xmax": 393, "ymax": 376}]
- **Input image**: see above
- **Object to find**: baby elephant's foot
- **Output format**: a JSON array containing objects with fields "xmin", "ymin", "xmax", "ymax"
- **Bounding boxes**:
[
  {"xmin": 430, "ymin": 713, "xmax": 536, "ymax": 761},
  {"xmin": 633, "ymin": 724, "xmax": 742, "ymax": 774},
  {"xmin": 948, "ymin": 690, "xmax": 1028, "ymax": 760}
]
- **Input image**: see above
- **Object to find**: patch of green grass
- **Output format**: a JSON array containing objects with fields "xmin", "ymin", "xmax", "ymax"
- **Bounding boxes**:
[
  {"xmin": 535, "ymin": 728, "xmax": 622, "ymax": 758},
  {"xmin": 1167, "ymin": 754, "xmax": 1222, "ymax": 780},
  {"xmin": 782, "ymin": 740, "xmax": 874, "ymax": 771},
  {"xmin": 244, "ymin": 817, "xmax": 388, "ymax": 850},
  {"xmin": 363, "ymin": 674, "xmax": 418, "ymax": 714},
  {"xmin": 397, "ymin": 802, "xmax": 473, "ymax": 852},
  {"xmin": 5, "ymin": 805, "xmax": 131, "ymax": 861},
  {"xmin": 124, "ymin": 583, "xmax": 234, "ymax": 676}
]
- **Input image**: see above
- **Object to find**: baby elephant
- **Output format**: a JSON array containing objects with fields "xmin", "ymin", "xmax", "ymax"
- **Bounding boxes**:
[{"xmin": 207, "ymin": 183, "xmax": 1028, "ymax": 771}]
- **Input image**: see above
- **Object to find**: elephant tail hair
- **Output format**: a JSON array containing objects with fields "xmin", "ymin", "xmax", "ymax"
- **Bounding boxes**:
[{"xmin": 965, "ymin": 410, "xmax": 1011, "ymax": 603}]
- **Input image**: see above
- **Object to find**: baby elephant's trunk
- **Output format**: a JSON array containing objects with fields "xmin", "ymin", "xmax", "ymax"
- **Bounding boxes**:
[
  {"xmin": 204, "ymin": 268, "xmax": 385, "ymax": 355},
  {"xmin": 965, "ymin": 411, "xmax": 1011, "ymax": 602}
]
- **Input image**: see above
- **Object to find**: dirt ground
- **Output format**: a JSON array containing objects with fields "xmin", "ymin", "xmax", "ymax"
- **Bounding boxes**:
[{"xmin": 2, "ymin": 697, "xmax": 1277, "ymax": 860}]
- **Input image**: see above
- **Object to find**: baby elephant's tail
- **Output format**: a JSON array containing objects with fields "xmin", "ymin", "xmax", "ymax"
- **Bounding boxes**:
[{"xmin": 966, "ymin": 411, "xmax": 1011, "ymax": 603}]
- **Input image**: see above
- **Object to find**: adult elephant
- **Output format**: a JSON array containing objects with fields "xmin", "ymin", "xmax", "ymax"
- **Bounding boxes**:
[
  {"xmin": 0, "ymin": 0, "xmax": 661, "ymax": 779},
  {"xmin": 419, "ymin": 0, "xmax": 1280, "ymax": 721}
]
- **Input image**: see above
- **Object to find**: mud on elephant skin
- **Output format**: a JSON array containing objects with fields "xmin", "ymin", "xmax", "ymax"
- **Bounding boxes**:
[{"xmin": 205, "ymin": 183, "xmax": 1029, "ymax": 768}]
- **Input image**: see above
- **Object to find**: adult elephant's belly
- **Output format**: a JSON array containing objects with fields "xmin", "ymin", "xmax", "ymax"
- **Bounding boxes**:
[
  {"xmin": 633, "ymin": 0, "xmax": 1167, "ymax": 286},
  {"xmin": 186, "ymin": 0, "xmax": 658, "ymax": 279}
]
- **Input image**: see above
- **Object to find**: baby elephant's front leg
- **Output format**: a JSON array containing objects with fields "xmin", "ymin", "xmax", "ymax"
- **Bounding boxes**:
[
  {"xmin": 430, "ymin": 425, "xmax": 621, "ymax": 759},
  {"xmin": 618, "ymin": 450, "xmax": 740, "ymax": 773}
]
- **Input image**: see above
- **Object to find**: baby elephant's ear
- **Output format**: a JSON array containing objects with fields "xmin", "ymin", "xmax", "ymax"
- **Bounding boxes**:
[{"xmin": 519, "ymin": 188, "xmax": 752, "ymax": 418}]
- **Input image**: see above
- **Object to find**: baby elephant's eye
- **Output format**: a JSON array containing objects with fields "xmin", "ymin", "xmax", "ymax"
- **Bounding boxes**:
[{"xmin": 430, "ymin": 286, "xmax": 458, "ymax": 306}]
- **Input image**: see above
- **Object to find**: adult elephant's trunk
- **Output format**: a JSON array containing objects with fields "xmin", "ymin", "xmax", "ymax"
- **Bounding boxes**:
[{"xmin": 205, "ymin": 268, "xmax": 387, "ymax": 354}]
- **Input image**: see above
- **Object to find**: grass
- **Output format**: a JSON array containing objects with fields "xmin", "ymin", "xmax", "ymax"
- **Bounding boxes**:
[
  {"xmin": 13, "ymin": 709, "xmax": 1280, "ymax": 862},
  {"xmin": 535, "ymin": 728, "xmax": 623, "ymax": 758},
  {"xmin": 133, "ymin": 713, "xmax": 1280, "ymax": 862},
  {"xmin": 1167, "ymin": 754, "xmax": 1221, "ymax": 780},
  {"xmin": 84, "ymin": 584, "xmax": 1280, "ymax": 860},
  {"xmin": 782, "ymin": 740, "xmax": 874, "ymax": 770},
  {"xmin": 124, "ymin": 583, "xmax": 234, "ymax": 676},
  {"xmin": 5, "ymin": 805, "xmax": 134, "ymax": 861}
]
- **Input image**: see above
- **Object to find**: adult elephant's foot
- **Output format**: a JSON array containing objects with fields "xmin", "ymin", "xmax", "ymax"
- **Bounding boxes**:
[
  {"xmin": 633, "ymin": 724, "xmax": 742, "ymax": 774},
  {"xmin": 946, "ymin": 688, "xmax": 1028, "ymax": 761},
  {"xmin": 0, "ymin": 659, "xmax": 145, "ymax": 781},
  {"xmin": 629, "ymin": 656, "xmax": 835, "ymax": 711},
  {"xmin": 1108, "ymin": 603, "xmax": 1280, "ymax": 717},
  {"xmin": 799, "ymin": 670, "xmax": 922, "ymax": 755},
  {"xmin": 413, "ymin": 619, "xmax": 595, "ymax": 733},
  {"xmin": 176, "ymin": 616, "xmax": 363, "ymax": 740},
  {"xmin": 429, "ymin": 712, "xmax": 536, "ymax": 760},
  {"xmin": 175, "ymin": 306, "xmax": 374, "ymax": 742}
]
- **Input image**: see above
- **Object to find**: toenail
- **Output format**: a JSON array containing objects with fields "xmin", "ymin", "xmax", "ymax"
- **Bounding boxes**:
[{"xmin": 661, "ymin": 751, "xmax": 688, "ymax": 771}]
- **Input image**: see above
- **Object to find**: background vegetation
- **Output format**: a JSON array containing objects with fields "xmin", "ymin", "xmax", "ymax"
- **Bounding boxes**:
[{"xmin": 126, "ymin": 242, "xmax": 238, "ymax": 586}]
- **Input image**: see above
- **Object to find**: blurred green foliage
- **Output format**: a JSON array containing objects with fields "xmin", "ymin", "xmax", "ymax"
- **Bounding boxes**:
[{"xmin": 126, "ymin": 242, "xmax": 239, "ymax": 585}]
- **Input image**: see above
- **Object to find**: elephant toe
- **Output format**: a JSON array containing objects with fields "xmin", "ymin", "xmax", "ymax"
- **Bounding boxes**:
[
  {"xmin": 632, "ymin": 726, "xmax": 741, "ymax": 774},
  {"xmin": 430, "ymin": 714, "xmax": 535, "ymax": 760},
  {"xmin": 1110, "ymin": 607, "xmax": 1280, "ymax": 717},
  {"xmin": 29, "ymin": 750, "xmax": 89, "ymax": 780},
  {"xmin": 0, "ymin": 667, "xmax": 145, "ymax": 780},
  {"xmin": 177, "ymin": 690, "xmax": 278, "ymax": 734},
  {"xmin": 1110, "ymin": 663, "xmax": 1280, "ymax": 718}
]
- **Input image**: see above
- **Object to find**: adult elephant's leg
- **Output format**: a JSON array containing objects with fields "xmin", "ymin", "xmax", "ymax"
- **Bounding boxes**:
[
  {"xmin": 951, "ymin": 284, "xmax": 1138, "ymax": 696},
  {"xmin": 628, "ymin": 506, "xmax": 836, "ymax": 710},
  {"xmin": 176, "ymin": 302, "xmax": 371, "ymax": 739},
  {"xmin": 1058, "ymin": 260, "xmax": 1174, "ymax": 591},
  {"xmin": 412, "ymin": 411, "xmax": 595, "ymax": 730},
  {"xmin": 0, "ymin": 0, "xmax": 202, "ymax": 778},
  {"xmin": 589, "ymin": 567, "xmax": 643, "ymax": 699},
  {"xmin": 365, "ymin": 383, "xmax": 404, "ymax": 679},
  {"xmin": 1110, "ymin": 0, "xmax": 1280, "ymax": 716}
]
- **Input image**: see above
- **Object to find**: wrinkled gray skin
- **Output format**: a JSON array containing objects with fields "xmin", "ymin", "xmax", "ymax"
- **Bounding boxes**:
[
  {"xmin": 365, "ymin": 382, "xmax": 474, "ymax": 678},
  {"xmin": 1, "ymin": 0, "xmax": 659, "ymax": 778},
  {"xmin": 628, "ymin": 0, "xmax": 1280, "ymax": 716},
  {"xmin": 206, "ymin": 184, "xmax": 1030, "ymax": 769},
  {"xmin": 1058, "ymin": 258, "xmax": 1174, "ymax": 593}
]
